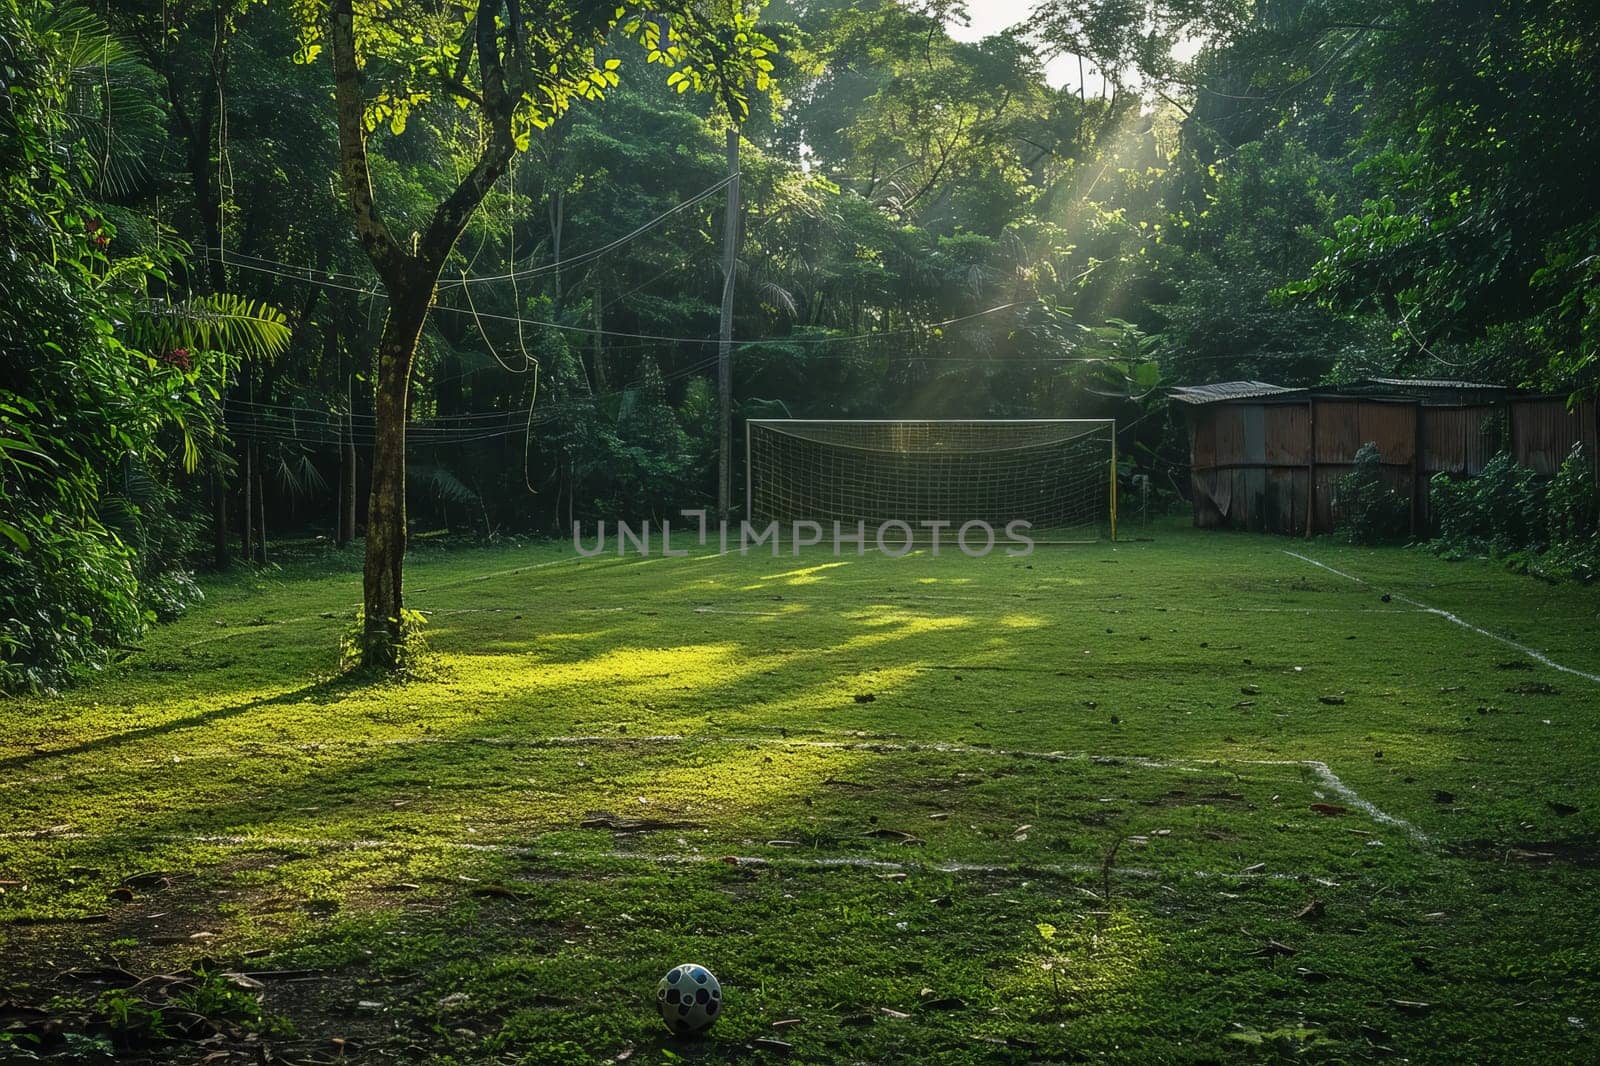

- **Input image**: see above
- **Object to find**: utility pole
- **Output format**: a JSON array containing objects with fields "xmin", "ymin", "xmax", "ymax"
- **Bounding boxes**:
[{"xmin": 716, "ymin": 124, "xmax": 740, "ymax": 522}]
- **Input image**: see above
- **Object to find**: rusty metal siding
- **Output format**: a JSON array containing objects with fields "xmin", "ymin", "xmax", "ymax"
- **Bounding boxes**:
[
  {"xmin": 1188, "ymin": 408, "xmax": 1226, "ymax": 528},
  {"xmin": 1314, "ymin": 401, "xmax": 1360, "ymax": 464},
  {"xmin": 1267, "ymin": 404, "xmax": 1310, "ymax": 465},
  {"xmin": 1189, "ymin": 398, "xmax": 1421, "ymax": 535},
  {"xmin": 1182, "ymin": 385, "xmax": 1598, "ymax": 537},
  {"xmin": 1358, "ymin": 403, "xmax": 1416, "ymax": 465},
  {"xmin": 1265, "ymin": 467, "xmax": 1307, "ymax": 532},
  {"xmin": 1511, "ymin": 398, "xmax": 1598, "ymax": 475},
  {"xmin": 1191, "ymin": 407, "xmax": 1218, "ymax": 470},
  {"xmin": 1421, "ymin": 405, "xmax": 1497, "ymax": 476},
  {"xmin": 1242, "ymin": 406, "xmax": 1266, "ymax": 529},
  {"xmin": 1214, "ymin": 405, "xmax": 1246, "ymax": 468}
]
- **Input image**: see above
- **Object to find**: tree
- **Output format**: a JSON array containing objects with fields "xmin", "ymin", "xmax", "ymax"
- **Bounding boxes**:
[
  {"xmin": 292, "ymin": 0, "xmax": 776, "ymax": 668},
  {"xmin": 1287, "ymin": 0, "xmax": 1600, "ymax": 391}
]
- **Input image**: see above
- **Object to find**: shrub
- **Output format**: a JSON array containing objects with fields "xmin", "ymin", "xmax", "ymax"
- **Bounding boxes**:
[
  {"xmin": 1429, "ymin": 452, "xmax": 1549, "ymax": 556},
  {"xmin": 1333, "ymin": 442, "xmax": 1409, "ymax": 544},
  {"xmin": 1535, "ymin": 444, "xmax": 1599, "ymax": 580},
  {"xmin": 0, "ymin": 521, "xmax": 144, "ymax": 693},
  {"xmin": 1547, "ymin": 443, "xmax": 1598, "ymax": 545},
  {"xmin": 1427, "ymin": 445, "xmax": 1597, "ymax": 580},
  {"xmin": 100, "ymin": 460, "xmax": 206, "ymax": 621},
  {"xmin": 340, "ymin": 607, "xmax": 434, "ymax": 677}
]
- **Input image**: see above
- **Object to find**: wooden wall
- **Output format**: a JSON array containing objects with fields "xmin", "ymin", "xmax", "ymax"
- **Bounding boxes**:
[{"xmin": 1186, "ymin": 395, "xmax": 1599, "ymax": 536}]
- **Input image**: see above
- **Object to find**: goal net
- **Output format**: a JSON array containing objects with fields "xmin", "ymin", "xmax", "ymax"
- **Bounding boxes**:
[{"xmin": 746, "ymin": 419, "xmax": 1117, "ymax": 541}]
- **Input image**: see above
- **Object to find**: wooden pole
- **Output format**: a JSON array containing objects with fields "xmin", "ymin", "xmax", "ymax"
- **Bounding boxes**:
[
  {"xmin": 241, "ymin": 436, "xmax": 254, "ymax": 562},
  {"xmin": 255, "ymin": 448, "xmax": 268, "ymax": 564},
  {"xmin": 716, "ymin": 125, "xmax": 740, "ymax": 522},
  {"xmin": 211, "ymin": 460, "xmax": 229, "ymax": 568}
]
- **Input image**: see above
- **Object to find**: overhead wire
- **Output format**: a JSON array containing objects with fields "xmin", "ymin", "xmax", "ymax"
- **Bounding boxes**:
[
  {"xmin": 215, "ymin": 250, "xmax": 1036, "ymax": 350},
  {"xmin": 227, "ymin": 352, "xmax": 723, "ymax": 448},
  {"xmin": 208, "ymin": 170, "xmax": 1104, "ymax": 459},
  {"xmin": 435, "ymin": 171, "xmax": 738, "ymax": 289}
]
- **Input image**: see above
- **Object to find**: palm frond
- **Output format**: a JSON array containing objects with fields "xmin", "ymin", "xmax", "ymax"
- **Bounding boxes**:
[
  {"xmin": 759, "ymin": 280, "xmax": 799, "ymax": 318},
  {"xmin": 138, "ymin": 294, "xmax": 292, "ymax": 361},
  {"xmin": 272, "ymin": 449, "xmax": 329, "ymax": 500},
  {"xmin": 413, "ymin": 465, "xmax": 481, "ymax": 506},
  {"xmin": 35, "ymin": 3, "xmax": 165, "ymax": 196}
]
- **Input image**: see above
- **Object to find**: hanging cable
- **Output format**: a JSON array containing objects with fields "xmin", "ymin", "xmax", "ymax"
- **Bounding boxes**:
[{"xmin": 437, "ymin": 172, "xmax": 737, "ymax": 289}]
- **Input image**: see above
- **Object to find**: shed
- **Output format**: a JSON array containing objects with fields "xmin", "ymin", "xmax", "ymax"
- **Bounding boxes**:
[{"xmin": 1175, "ymin": 380, "xmax": 1597, "ymax": 536}]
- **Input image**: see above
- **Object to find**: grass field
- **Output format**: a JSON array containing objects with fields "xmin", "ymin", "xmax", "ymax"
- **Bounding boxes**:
[{"xmin": 3, "ymin": 524, "xmax": 1600, "ymax": 1063}]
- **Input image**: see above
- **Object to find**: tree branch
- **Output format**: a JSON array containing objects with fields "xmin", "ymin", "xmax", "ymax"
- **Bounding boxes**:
[
  {"xmin": 329, "ymin": 0, "xmax": 406, "ymax": 285},
  {"xmin": 421, "ymin": 0, "xmax": 516, "ymax": 267}
]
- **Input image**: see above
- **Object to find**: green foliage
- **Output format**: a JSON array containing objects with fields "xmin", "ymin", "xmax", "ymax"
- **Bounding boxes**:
[
  {"xmin": 95, "ymin": 988, "xmax": 169, "ymax": 1042},
  {"xmin": 339, "ymin": 606, "xmax": 432, "ymax": 675},
  {"xmin": 1333, "ymin": 443, "xmax": 1408, "ymax": 545},
  {"xmin": 1547, "ymin": 443, "xmax": 1599, "ymax": 547},
  {"xmin": 290, "ymin": 0, "xmax": 780, "ymax": 138},
  {"xmin": 1431, "ymin": 444, "xmax": 1599, "ymax": 580},
  {"xmin": 100, "ymin": 461, "xmax": 206, "ymax": 622},
  {"xmin": 169, "ymin": 970, "xmax": 272, "ymax": 1030},
  {"xmin": 0, "ymin": 518, "xmax": 144, "ymax": 693},
  {"xmin": 0, "ymin": 0, "xmax": 286, "ymax": 693},
  {"xmin": 1266, "ymin": 0, "xmax": 1600, "ymax": 390},
  {"xmin": 1428, "ymin": 453, "xmax": 1550, "ymax": 559}
]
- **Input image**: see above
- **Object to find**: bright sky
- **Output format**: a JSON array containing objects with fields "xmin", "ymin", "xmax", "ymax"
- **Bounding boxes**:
[
  {"xmin": 945, "ymin": 1, "xmax": 1205, "ymax": 93},
  {"xmin": 945, "ymin": 0, "xmax": 1083, "ymax": 89}
]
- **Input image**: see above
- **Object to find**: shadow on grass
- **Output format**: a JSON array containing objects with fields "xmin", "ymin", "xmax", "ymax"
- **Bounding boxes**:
[{"xmin": 0, "ymin": 671, "xmax": 393, "ymax": 773}]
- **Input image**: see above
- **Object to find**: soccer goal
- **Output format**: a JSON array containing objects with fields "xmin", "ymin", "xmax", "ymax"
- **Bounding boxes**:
[{"xmin": 746, "ymin": 419, "xmax": 1117, "ymax": 542}]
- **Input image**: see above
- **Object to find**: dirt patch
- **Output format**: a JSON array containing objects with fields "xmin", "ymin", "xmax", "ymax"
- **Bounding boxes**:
[
  {"xmin": 1455, "ymin": 839, "xmax": 1600, "ymax": 868},
  {"xmin": 0, "ymin": 851, "xmax": 582, "ymax": 1063},
  {"xmin": 1143, "ymin": 789, "xmax": 1252, "ymax": 809}
]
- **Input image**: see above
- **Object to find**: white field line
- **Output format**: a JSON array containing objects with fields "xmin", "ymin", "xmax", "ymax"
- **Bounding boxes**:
[
  {"xmin": 0, "ymin": 730, "xmax": 1425, "ymax": 845},
  {"xmin": 772, "ymin": 739, "xmax": 1427, "ymax": 845},
  {"xmin": 1283, "ymin": 550, "xmax": 1600, "ymax": 685},
  {"xmin": 1245, "ymin": 759, "xmax": 1428, "ymax": 844},
  {"xmin": 0, "ymin": 828, "xmax": 1328, "ymax": 884}
]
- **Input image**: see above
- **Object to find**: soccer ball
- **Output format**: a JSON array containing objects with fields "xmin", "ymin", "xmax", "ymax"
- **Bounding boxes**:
[{"xmin": 655, "ymin": 963, "xmax": 722, "ymax": 1034}]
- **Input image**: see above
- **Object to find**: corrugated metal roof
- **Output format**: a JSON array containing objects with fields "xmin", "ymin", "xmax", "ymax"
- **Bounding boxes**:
[
  {"xmin": 1169, "ymin": 380, "xmax": 1305, "ymax": 405},
  {"xmin": 1172, "ymin": 377, "xmax": 1514, "ymax": 406},
  {"xmin": 1360, "ymin": 377, "xmax": 1502, "ymax": 391},
  {"xmin": 1340, "ymin": 377, "xmax": 1509, "ymax": 405}
]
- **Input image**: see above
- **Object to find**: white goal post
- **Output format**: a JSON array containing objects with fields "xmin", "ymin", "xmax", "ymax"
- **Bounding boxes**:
[{"xmin": 745, "ymin": 419, "xmax": 1118, "ymax": 542}]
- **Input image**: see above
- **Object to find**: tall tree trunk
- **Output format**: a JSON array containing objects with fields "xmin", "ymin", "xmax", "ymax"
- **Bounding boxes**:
[
  {"xmin": 716, "ymin": 127, "xmax": 740, "ymax": 521},
  {"xmin": 550, "ymin": 187, "xmax": 564, "ymax": 309},
  {"xmin": 361, "ymin": 280, "xmax": 431, "ymax": 666},
  {"xmin": 159, "ymin": 5, "xmax": 233, "ymax": 566},
  {"xmin": 591, "ymin": 277, "xmax": 605, "ymax": 392},
  {"xmin": 210, "ymin": 463, "xmax": 229, "ymax": 568}
]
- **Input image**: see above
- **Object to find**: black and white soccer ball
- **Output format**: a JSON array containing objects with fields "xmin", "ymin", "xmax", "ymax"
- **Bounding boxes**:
[{"xmin": 655, "ymin": 963, "xmax": 722, "ymax": 1034}]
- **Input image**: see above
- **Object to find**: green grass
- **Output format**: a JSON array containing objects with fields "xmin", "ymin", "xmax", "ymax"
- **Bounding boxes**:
[{"xmin": 3, "ymin": 525, "xmax": 1599, "ymax": 1063}]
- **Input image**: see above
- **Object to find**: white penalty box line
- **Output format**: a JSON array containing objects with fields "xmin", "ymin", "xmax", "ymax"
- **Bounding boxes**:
[
  {"xmin": 0, "ymin": 828, "xmax": 1345, "ymax": 887},
  {"xmin": 2, "ymin": 730, "xmax": 1427, "ymax": 846},
  {"xmin": 1283, "ymin": 550, "xmax": 1600, "ymax": 686}
]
